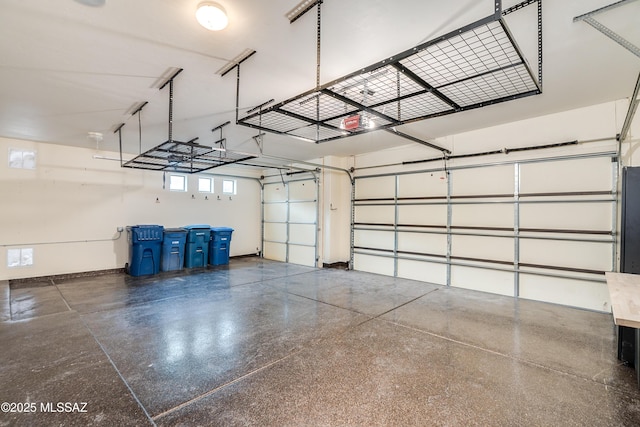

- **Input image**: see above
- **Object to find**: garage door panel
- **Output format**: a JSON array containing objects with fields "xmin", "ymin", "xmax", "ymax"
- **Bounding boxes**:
[
  {"xmin": 520, "ymin": 239, "xmax": 611, "ymax": 272},
  {"xmin": 398, "ymin": 173, "xmax": 447, "ymax": 198},
  {"xmin": 452, "ymin": 165, "xmax": 514, "ymax": 195},
  {"xmin": 289, "ymin": 180, "xmax": 316, "ymax": 201},
  {"xmin": 264, "ymin": 203, "xmax": 287, "ymax": 222},
  {"xmin": 354, "ymin": 229, "xmax": 394, "ymax": 251},
  {"xmin": 289, "ymin": 223, "xmax": 316, "ymax": 245},
  {"xmin": 397, "ymin": 259, "xmax": 447, "ymax": 284},
  {"xmin": 451, "ymin": 266, "xmax": 514, "ymax": 296},
  {"xmin": 519, "ymin": 275, "xmax": 609, "ymax": 312},
  {"xmin": 264, "ymin": 184, "xmax": 287, "ymax": 202},
  {"xmin": 520, "ymin": 157, "xmax": 612, "ymax": 193},
  {"xmin": 264, "ymin": 223, "xmax": 287, "ymax": 243},
  {"xmin": 290, "ymin": 202, "xmax": 316, "ymax": 223},
  {"xmin": 263, "ymin": 180, "xmax": 318, "ymax": 268},
  {"xmin": 397, "ymin": 232, "xmax": 447, "ymax": 255},
  {"xmin": 355, "ymin": 176, "xmax": 395, "ymax": 199},
  {"xmin": 354, "ymin": 253, "xmax": 394, "ymax": 276},
  {"xmin": 398, "ymin": 205, "xmax": 447, "ymax": 226},
  {"xmin": 264, "ymin": 241, "xmax": 286, "ymax": 262},
  {"xmin": 451, "ymin": 235, "xmax": 514, "ymax": 262},
  {"xmin": 520, "ymin": 203, "xmax": 611, "ymax": 231},
  {"xmin": 451, "ymin": 204, "xmax": 513, "ymax": 228},
  {"xmin": 354, "ymin": 205, "xmax": 394, "ymax": 224},
  {"xmin": 288, "ymin": 245, "xmax": 316, "ymax": 267}
]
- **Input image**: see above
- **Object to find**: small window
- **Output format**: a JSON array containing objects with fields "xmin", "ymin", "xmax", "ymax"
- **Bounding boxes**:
[
  {"xmin": 198, "ymin": 177, "xmax": 213, "ymax": 193},
  {"xmin": 222, "ymin": 179, "xmax": 236, "ymax": 195},
  {"xmin": 8, "ymin": 148, "xmax": 36, "ymax": 169},
  {"xmin": 7, "ymin": 248, "xmax": 34, "ymax": 267},
  {"xmin": 169, "ymin": 174, "xmax": 187, "ymax": 192}
]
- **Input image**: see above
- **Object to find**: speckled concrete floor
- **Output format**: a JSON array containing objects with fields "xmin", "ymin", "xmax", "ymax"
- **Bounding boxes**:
[{"xmin": 1, "ymin": 258, "xmax": 639, "ymax": 426}]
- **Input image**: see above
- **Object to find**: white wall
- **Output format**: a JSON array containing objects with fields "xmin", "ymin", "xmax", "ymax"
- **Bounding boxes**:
[
  {"xmin": 0, "ymin": 139, "xmax": 262, "ymax": 280},
  {"xmin": 320, "ymin": 156, "xmax": 352, "ymax": 265}
]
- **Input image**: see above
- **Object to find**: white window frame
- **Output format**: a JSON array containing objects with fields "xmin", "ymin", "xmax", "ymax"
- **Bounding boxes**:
[
  {"xmin": 198, "ymin": 176, "xmax": 214, "ymax": 193},
  {"xmin": 222, "ymin": 179, "xmax": 237, "ymax": 195},
  {"xmin": 169, "ymin": 174, "xmax": 188, "ymax": 192},
  {"xmin": 8, "ymin": 148, "xmax": 36, "ymax": 169},
  {"xmin": 7, "ymin": 248, "xmax": 34, "ymax": 268}
]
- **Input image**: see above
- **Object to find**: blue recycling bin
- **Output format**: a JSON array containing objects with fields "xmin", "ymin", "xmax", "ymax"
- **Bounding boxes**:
[
  {"xmin": 183, "ymin": 225, "xmax": 211, "ymax": 268},
  {"xmin": 161, "ymin": 228, "xmax": 187, "ymax": 272},
  {"xmin": 127, "ymin": 225, "xmax": 164, "ymax": 276},
  {"xmin": 209, "ymin": 227, "xmax": 234, "ymax": 266}
]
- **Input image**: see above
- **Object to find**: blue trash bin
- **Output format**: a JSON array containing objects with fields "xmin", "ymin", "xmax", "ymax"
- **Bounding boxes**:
[
  {"xmin": 127, "ymin": 225, "xmax": 164, "ymax": 276},
  {"xmin": 209, "ymin": 227, "xmax": 234, "ymax": 266},
  {"xmin": 161, "ymin": 228, "xmax": 187, "ymax": 272},
  {"xmin": 183, "ymin": 225, "xmax": 211, "ymax": 268}
]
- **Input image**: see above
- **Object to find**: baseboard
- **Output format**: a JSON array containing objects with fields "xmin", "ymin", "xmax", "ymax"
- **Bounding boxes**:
[
  {"xmin": 8, "ymin": 255, "xmax": 261, "ymax": 289},
  {"xmin": 231, "ymin": 253, "xmax": 261, "ymax": 259},
  {"xmin": 323, "ymin": 261, "xmax": 350, "ymax": 270},
  {"xmin": 9, "ymin": 268, "xmax": 125, "ymax": 289}
]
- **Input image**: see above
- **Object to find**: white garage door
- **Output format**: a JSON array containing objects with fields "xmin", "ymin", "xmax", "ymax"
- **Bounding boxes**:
[
  {"xmin": 352, "ymin": 152, "xmax": 618, "ymax": 312},
  {"xmin": 263, "ymin": 177, "xmax": 318, "ymax": 267}
]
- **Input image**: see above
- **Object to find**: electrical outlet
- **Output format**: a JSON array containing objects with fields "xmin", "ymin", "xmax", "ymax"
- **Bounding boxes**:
[{"xmin": 117, "ymin": 226, "xmax": 124, "ymax": 232}]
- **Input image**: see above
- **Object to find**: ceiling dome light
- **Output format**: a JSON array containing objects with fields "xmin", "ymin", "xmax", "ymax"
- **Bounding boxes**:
[{"xmin": 196, "ymin": 2, "xmax": 228, "ymax": 31}]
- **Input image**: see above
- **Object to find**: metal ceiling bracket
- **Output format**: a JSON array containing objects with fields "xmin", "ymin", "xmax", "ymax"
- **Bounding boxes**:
[
  {"xmin": 315, "ymin": 1, "xmax": 321, "ymax": 90},
  {"xmin": 574, "ymin": 0, "xmax": 638, "ymax": 20},
  {"xmin": 158, "ymin": 68, "xmax": 184, "ymax": 91},
  {"xmin": 130, "ymin": 101, "xmax": 148, "ymax": 116},
  {"xmin": 502, "ymin": 0, "xmax": 537, "ymax": 15},
  {"xmin": 168, "ymin": 79, "xmax": 174, "ymax": 144},
  {"xmin": 315, "ymin": 0, "xmax": 322, "ymax": 141},
  {"xmin": 247, "ymin": 100, "xmax": 274, "ymax": 153},
  {"xmin": 580, "ymin": 17, "xmax": 640, "ymax": 58},
  {"xmin": 211, "ymin": 121, "xmax": 230, "ymax": 133},
  {"xmin": 537, "ymin": 0, "xmax": 543, "ymax": 87},
  {"xmin": 494, "ymin": 0, "xmax": 502, "ymax": 17},
  {"xmin": 573, "ymin": 0, "xmax": 640, "ymax": 59},
  {"xmin": 113, "ymin": 122, "xmax": 125, "ymax": 166},
  {"xmin": 217, "ymin": 50, "xmax": 258, "ymax": 125},
  {"xmin": 218, "ymin": 49, "xmax": 257, "ymax": 77},
  {"xmin": 503, "ymin": 1, "xmax": 544, "ymax": 87},
  {"xmin": 134, "ymin": 101, "xmax": 147, "ymax": 154},
  {"xmin": 252, "ymin": 133, "xmax": 266, "ymax": 154},
  {"xmin": 236, "ymin": 66, "xmax": 241, "ymax": 124},
  {"xmin": 211, "ymin": 121, "xmax": 230, "ymax": 150},
  {"xmin": 286, "ymin": 0, "xmax": 322, "ymax": 24},
  {"xmin": 214, "ymin": 49, "xmax": 257, "ymax": 125}
]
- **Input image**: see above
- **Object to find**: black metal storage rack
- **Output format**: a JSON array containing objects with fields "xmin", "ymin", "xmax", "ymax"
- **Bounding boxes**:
[
  {"xmin": 122, "ymin": 140, "xmax": 254, "ymax": 174},
  {"xmin": 236, "ymin": 0, "xmax": 542, "ymax": 144}
]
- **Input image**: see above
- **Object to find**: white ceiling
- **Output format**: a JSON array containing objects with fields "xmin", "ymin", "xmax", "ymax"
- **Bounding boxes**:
[{"xmin": 1, "ymin": 0, "xmax": 639, "ymax": 162}]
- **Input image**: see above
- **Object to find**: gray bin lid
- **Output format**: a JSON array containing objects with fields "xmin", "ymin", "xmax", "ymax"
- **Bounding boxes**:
[{"xmin": 164, "ymin": 228, "xmax": 187, "ymax": 233}]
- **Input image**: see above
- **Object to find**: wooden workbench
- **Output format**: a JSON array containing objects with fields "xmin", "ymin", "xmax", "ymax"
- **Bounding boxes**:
[{"xmin": 605, "ymin": 272, "xmax": 640, "ymax": 387}]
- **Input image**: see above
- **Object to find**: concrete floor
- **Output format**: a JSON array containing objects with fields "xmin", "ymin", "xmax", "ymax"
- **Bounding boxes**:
[{"xmin": 1, "ymin": 257, "xmax": 639, "ymax": 426}]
